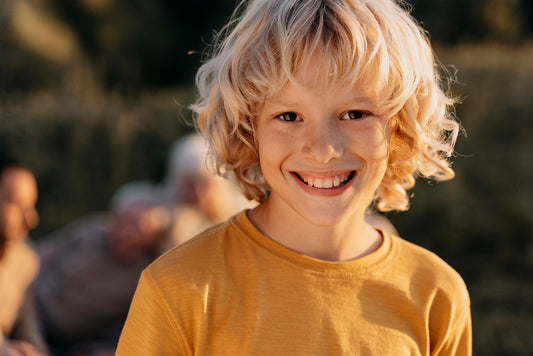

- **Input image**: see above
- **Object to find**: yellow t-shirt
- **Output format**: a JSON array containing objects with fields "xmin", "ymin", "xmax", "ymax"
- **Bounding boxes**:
[{"xmin": 117, "ymin": 211, "xmax": 471, "ymax": 355}]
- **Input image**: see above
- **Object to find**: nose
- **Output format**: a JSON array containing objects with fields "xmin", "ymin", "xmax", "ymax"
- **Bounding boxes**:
[{"xmin": 303, "ymin": 118, "xmax": 343, "ymax": 164}]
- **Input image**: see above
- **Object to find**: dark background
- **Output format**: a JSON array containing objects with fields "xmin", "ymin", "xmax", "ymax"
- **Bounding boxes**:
[{"xmin": 1, "ymin": 0, "xmax": 532, "ymax": 354}]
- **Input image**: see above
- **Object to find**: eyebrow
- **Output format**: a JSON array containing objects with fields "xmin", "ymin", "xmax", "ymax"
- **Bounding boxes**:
[
  {"xmin": 263, "ymin": 97, "xmax": 300, "ymax": 107},
  {"xmin": 265, "ymin": 94, "xmax": 377, "ymax": 109}
]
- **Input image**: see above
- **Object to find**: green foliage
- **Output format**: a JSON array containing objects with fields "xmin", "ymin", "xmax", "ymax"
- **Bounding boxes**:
[{"xmin": 46, "ymin": 0, "xmax": 240, "ymax": 89}]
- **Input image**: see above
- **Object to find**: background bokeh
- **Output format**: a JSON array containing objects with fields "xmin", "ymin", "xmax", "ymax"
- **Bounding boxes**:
[{"xmin": 1, "ymin": 0, "xmax": 532, "ymax": 354}]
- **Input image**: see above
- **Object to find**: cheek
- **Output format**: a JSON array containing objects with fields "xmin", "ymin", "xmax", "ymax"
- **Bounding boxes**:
[
  {"xmin": 257, "ymin": 126, "xmax": 292, "ymax": 165},
  {"xmin": 349, "ymin": 124, "xmax": 389, "ymax": 162},
  {"xmin": 373, "ymin": 131, "xmax": 390, "ymax": 161},
  {"xmin": 368, "ymin": 127, "xmax": 390, "ymax": 182},
  {"xmin": 258, "ymin": 143, "xmax": 279, "ymax": 175}
]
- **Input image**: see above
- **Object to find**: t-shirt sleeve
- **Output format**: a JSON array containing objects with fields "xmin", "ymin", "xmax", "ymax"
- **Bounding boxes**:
[
  {"xmin": 430, "ymin": 281, "xmax": 472, "ymax": 356},
  {"xmin": 115, "ymin": 269, "xmax": 188, "ymax": 355},
  {"xmin": 433, "ymin": 302, "xmax": 472, "ymax": 356}
]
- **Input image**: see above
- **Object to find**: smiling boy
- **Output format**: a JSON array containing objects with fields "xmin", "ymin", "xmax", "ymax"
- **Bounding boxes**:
[
  {"xmin": 117, "ymin": 0, "xmax": 471, "ymax": 354},
  {"xmin": 249, "ymin": 55, "xmax": 387, "ymax": 261}
]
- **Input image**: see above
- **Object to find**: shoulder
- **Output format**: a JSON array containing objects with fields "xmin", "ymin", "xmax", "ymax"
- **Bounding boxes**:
[
  {"xmin": 390, "ymin": 235, "xmax": 469, "ymax": 306},
  {"xmin": 132, "ymin": 214, "xmax": 248, "ymax": 329},
  {"xmin": 384, "ymin": 234, "xmax": 471, "ymax": 343},
  {"xmin": 389, "ymin": 236, "xmax": 472, "ymax": 349}
]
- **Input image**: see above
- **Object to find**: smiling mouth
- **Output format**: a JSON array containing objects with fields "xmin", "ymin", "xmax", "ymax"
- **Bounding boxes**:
[{"xmin": 293, "ymin": 171, "xmax": 356, "ymax": 189}]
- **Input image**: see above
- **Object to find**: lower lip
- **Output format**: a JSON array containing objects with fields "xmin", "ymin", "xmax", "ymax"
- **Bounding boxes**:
[{"xmin": 291, "ymin": 171, "xmax": 357, "ymax": 197}]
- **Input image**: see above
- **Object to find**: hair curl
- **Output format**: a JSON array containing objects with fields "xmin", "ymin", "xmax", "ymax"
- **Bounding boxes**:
[{"xmin": 191, "ymin": 0, "xmax": 461, "ymax": 212}]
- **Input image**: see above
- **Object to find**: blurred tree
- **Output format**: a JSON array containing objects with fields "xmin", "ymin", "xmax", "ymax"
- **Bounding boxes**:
[
  {"xmin": 408, "ymin": 0, "xmax": 530, "ymax": 44},
  {"xmin": 3, "ymin": 0, "xmax": 533, "ymax": 93},
  {"xmin": 522, "ymin": 0, "xmax": 533, "ymax": 36},
  {"xmin": 46, "ymin": 0, "xmax": 240, "ymax": 89},
  {"xmin": 408, "ymin": 0, "xmax": 482, "ymax": 43},
  {"xmin": 0, "ymin": 0, "xmax": 67, "ymax": 92},
  {"xmin": 481, "ymin": 0, "xmax": 522, "ymax": 42}
]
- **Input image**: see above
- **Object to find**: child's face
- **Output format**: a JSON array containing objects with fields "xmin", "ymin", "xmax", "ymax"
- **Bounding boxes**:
[{"xmin": 255, "ymin": 54, "xmax": 389, "ymax": 227}]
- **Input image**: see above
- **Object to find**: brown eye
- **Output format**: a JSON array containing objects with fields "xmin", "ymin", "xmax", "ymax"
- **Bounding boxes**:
[
  {"xmin": 342, "ymin": 111, "xmax": 370, "ymax": 120},
  {"xmin": 279, "ymin": 112, "xmax": 300, "ymax": 122}
]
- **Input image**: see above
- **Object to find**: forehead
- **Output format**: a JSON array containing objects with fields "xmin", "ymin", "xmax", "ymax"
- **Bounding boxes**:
[
  {"xmin": 265, "ymin": 81, "xmax": 376, "ymax": 111},
  {"xmin": 264, "ymin": 50, "xmax": 378, "ymax": 107}
]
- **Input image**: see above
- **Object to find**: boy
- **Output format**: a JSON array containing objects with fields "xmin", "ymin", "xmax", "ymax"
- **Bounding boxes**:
[{"xmin": 117, "ymin": 0, "xmax": 471, "ymax": 354}]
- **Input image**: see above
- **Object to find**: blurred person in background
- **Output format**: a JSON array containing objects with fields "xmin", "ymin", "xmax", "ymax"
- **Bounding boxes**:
[
  {"xmin": 33, "ymin": 133, "xmax": 255, "ymax": 355},
  {"xmin": 0, "ymin": 159, "xmax": 48, "ymax": 356},
  {"xmin": 110, "ymin": 133, "xmax": 258, "ymax": 253},
  {"xmin": 35, "ymin": 194, "xmax": 171, "ymax": 356},
  {"xmin": 159, "ymin": 133, "xmax": 258, "ymax": 249}
]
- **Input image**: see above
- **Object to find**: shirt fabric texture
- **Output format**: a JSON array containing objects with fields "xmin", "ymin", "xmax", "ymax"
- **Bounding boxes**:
[{"xmin": 117, "ymin": 210, "xmax": 471, "ymax": 355}]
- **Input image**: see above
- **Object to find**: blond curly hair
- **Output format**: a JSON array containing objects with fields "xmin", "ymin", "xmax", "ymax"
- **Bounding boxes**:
[{"xmin": 191, "ymin": 0, "xmax": 461, "ymax": 212}]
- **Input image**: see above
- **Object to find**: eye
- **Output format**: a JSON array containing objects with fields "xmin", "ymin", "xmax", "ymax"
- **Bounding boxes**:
[
  {"xmin": 341, "ymin": 110, "xmax": 372, "ymax": 120},
  {"xmin": 278, "ymin": 112, "xmax": 301, "ymax": 122}
]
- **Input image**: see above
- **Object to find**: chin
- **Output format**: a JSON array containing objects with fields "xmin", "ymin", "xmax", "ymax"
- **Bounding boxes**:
[{"xmin": 294, "ymin": 205, "xmax": 354, "ymax": 228}]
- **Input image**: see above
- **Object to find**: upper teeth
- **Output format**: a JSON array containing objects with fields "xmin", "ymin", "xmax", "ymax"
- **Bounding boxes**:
[{"xmin": 301, "ymin": 174, "xmax": 350, "ymax": 188}]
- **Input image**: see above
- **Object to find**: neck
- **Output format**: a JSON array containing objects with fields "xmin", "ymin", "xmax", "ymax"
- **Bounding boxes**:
[{"xmin": 248, "ymin": 200, "xmax": 382, "ymax": 262}]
